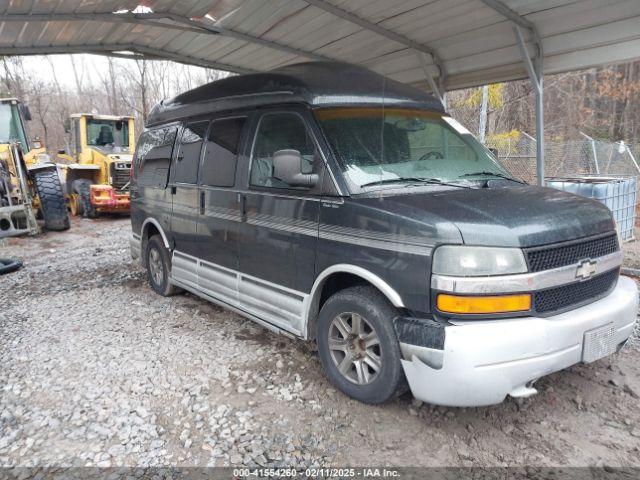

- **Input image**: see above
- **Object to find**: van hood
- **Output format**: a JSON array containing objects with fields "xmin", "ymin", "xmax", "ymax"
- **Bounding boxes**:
[{"xmin": 382, "ymin": 185, "xmax": 616, "ymax": 248}]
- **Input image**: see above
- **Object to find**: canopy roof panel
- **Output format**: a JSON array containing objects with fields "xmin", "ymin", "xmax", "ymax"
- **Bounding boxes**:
[{"xmin": 0, "ymin": 0, "xmax": 638, "ymax": 90}]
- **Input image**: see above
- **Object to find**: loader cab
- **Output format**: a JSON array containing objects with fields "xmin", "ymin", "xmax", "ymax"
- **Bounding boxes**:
[
  {"xmin": 66, "ymin": 114, "xmax": 135, "ymax": 161},
  {"xmin": 0, "ymin": 98, "xmax": 30, "ymax": 152}
]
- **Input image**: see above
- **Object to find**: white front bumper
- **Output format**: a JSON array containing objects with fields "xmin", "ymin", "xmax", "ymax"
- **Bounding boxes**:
[{"xmin": 401, "ymin": 275, "xmax": 638, "ymax": 407}]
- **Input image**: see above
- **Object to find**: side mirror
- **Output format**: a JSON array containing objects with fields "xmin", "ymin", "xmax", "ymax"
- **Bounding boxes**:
[
  {"xmin": 63, "ymin": 118, "xmax": 71, "ymax": 133},
  {"xmin": 20, "ymin": 104, "xmax": 32, "ymax": 121},
  {"xmin": 273, "ymin": 149, "xmax": 318, "ymax": 187},
  {"xmin": 489, "ymin": 147, "xmax": 499, "ymax": 157}
]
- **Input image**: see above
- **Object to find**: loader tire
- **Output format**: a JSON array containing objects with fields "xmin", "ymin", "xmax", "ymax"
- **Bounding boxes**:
[
  {"xmin": 31, "ymin": 169, "xmax": 70, "ymax": 231},
  {"xmin": 73, "ymin": 180, "xmax": 98, "ymax": 219}
]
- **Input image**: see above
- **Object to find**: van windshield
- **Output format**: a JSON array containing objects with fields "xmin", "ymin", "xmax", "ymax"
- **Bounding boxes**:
[{"xmin": 314, "ymin": 107, "xmax": 514, "ymax": 191}]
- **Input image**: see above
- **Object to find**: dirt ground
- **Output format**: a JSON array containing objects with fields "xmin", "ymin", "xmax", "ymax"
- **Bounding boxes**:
[{"xmin": 1, "ymin": 217, "xmax": 639, "ymax": 469}]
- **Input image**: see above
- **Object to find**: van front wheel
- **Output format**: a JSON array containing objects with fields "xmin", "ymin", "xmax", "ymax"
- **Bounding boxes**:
[
  {"xmin": 145, "ymin": 235, "xmax": 179, "ymax": 296},
  {"xmin": 316, "ymin": 286, "xmax": 406, "ymax": 404}
]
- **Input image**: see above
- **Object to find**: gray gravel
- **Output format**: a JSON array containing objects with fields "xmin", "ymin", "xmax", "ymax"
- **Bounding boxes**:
[{"xmin": 1, "ymin": 217, "xmax": 640, "ymax": 469}]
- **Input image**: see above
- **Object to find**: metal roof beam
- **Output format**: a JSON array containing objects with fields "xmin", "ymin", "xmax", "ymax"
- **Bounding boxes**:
[
  {"xmin": 0, "ymin": 12, "xmax": 205, "ymax": 33},
  {"xmin": 0, "ymin": 43, "xmax": 254, "ymax": 74},
  {"xmin": 478, "ymin": 0, "xmax": 535, "ymax": 30},
  {"xmin": 0, "ymin": 43, "xmax": 135, "ymax": 55},
  {"xmin": 0, "ymin": 12, "xmax": 333, "ymax": 63},
  {"xmin": 479, "ymin": 0, "xmax": 543, "ymax": 61},
  {"xmin": 298, "ymin": 0, "xmax": 446, "ymax": 82},
  {"xmin": 166, "ymin": 15, "xmax": 333, "ymax": 63},
  {"xmin": 419, "ymin": 53, "xmax": 445, "ymax": 107},
  {"xmin": 132, "ymin": 45, "xmax": 255, "ymax": 74}
]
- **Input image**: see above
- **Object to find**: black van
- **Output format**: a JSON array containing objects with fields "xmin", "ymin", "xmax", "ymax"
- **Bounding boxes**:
[{"xmin": 130, "ymin": 62, "xmax": 637, "ymax": 407}]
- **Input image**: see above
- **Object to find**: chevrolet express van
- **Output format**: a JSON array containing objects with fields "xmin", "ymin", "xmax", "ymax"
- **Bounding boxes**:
[{"xmin": 130, "ymin": 62, "xmax": 638, "ymax": 407}]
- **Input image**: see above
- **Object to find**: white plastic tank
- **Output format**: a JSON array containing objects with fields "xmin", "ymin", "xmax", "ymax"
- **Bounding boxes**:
[{"xmin": 547, "ymin": 176, "xmax": 637, "ymax": 241}]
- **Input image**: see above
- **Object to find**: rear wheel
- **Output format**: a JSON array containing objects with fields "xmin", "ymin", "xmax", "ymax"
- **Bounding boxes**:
[
  {"xmin": 31, "ymin": 168, "xmax": 70, "ymax": 231},
  {"xmin": 316, "ymin": 286, "xmax": 406, "ymax": 404},
  {"xmin": 72, "ymin": 180, "xmax": 97, "ymax": 219},
  {"xmin": 145, "ymin": 235, "xmax": 180, "ymax": 296},
  {"xmin": 69, "ymin": 193, "xmax": 83, "ymax": 217}
]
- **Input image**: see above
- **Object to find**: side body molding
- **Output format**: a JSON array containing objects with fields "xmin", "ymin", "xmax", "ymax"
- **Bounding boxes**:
[
  {"xmin": 303, "ymin": 264, "xmax": 405, "ymax": 339},
  {"xmin": 141, "ymin": 217, "xmax": 171, "ymax": 251}
]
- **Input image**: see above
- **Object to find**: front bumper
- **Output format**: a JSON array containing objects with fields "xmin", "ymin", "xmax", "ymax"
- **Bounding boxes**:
[
  {"xmin": 401, "ymin": 275, "xmax": 638, "ymax": 407},
  {"xmin": 90, "ymin": 185, "xmax": 130, "ymax": 212}
]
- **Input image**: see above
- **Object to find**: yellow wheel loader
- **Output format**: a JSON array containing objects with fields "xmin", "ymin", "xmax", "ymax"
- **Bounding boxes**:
[
  {"xmin": 0, "ymin": 98, "xmax": 69, "ymax": 238},
  {"xmin": 58, "ymin": 114, "xmax": 135, "ymax": 218}
]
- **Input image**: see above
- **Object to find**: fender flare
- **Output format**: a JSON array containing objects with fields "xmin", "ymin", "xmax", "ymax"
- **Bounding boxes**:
[
  {"xmin": 303, "ymin": 264, "xmax": 405, "ymax": 338},
  {"xmin": 141, "ymin": 217, "xmax": 171, "ymax": 251}
]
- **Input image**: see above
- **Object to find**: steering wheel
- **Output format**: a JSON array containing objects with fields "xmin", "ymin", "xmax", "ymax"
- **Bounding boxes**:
[{"xmin": 418, "ymin": 151, "xmax": 444, "ymax": 161}]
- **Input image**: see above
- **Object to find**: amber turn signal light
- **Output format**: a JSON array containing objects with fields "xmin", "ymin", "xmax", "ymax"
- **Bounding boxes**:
[{"xmin": 437, "ymin": 293, "xmax": 531, "ymax": 314}]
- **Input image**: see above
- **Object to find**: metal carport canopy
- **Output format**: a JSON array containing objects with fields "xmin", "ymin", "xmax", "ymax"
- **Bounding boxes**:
[{"xmin": 1, "ymin": 0, "xmax": 639, "ymax": 184}]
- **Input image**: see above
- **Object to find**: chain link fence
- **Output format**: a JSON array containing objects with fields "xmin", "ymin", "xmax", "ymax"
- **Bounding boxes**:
[{"xmin": 485, "ymin": 132, "xmax": 640, "ymax": 183}]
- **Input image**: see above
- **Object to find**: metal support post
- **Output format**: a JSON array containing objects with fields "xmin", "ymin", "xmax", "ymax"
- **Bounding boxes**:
[
  {"xmin": 514, "ymin": 25, "xmax": 544, "ymax": 186},
  {"xmin": 579, "ymin": 131, "xmax": 600, "ymax": 174},
  {"xmin": 419, "ymin": 53, "xmax": 446, "ymax": 108}
]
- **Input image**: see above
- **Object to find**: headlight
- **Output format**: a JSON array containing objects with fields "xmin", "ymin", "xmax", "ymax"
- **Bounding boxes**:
[{"xmin": 432, "ymin": 245, "xmax": 527, "ymax": 277}]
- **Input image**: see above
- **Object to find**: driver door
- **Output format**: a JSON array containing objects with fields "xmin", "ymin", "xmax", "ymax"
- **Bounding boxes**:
[{"xmin": 237, "ymin": 109, "xmax": 325, "ymax": 335}]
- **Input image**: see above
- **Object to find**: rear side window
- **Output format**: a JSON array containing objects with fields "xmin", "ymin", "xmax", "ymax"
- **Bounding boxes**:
[
  {"xmin": 174, "ymin": 121, "xmax": 208, "ymax": 184},
  {"xmin": 136, "ymin": 126, "xmax": 177, "ymax": 188},
  {"xmin": 200, "ymin": 117, "xmax": 246, "ymax": 187}
]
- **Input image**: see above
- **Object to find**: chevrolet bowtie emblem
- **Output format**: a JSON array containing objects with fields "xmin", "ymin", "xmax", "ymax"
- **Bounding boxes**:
[{"xmin": 576, "ymin": 259, "xmax": 598, "ymax": 280}]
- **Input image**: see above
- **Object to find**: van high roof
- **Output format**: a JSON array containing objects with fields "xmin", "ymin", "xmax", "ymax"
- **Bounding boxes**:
[{"xmin": 146, "ymin": 61, "xmax": 444, "ymax": 127}]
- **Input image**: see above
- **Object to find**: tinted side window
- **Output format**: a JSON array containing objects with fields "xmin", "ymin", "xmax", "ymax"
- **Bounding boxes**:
[
  {"xmin": 136, "ymin": 126, "xmax": 177, "ymax": 188},
  {"xmin": 250, "ymin": 113, "xmax": 315, "ymax": 189},
  {"xmin": 201, "ymin": 117, "xmax": 246, "ymax": 187},
  {"xmin": 174, "ymin": 121, "xmax": 208, "ymax": 184}
]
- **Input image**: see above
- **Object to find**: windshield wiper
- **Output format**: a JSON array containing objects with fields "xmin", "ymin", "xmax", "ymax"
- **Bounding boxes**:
[
  {"xmin": 360, "ymin": 176, "xmax": 471, "ymax": 189},
  {"xmin": 459, "ymin": 171, "xmax": 526, "ymax": 184},
  {"xmin": 360, "ymin": 177, "xmax": 436, "ymax": 187}
]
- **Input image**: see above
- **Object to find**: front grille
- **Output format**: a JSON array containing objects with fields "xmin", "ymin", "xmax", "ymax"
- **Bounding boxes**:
[
  {"xmin": 111, "ymin": 164, "xmax": 131, "ymax": 191},
  {"xmin": 525, "ymin": 233, "xmax": 619, "ymax": 272},
  {"xmin": 533, "ymin": 269, "xmax": 619, "ymax": 314}
]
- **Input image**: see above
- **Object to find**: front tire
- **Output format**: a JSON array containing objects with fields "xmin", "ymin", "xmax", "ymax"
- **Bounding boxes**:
[
  {"xmin": 72, "ymin": 180, "xmax": 97, "ymax": 219},
  {"xmin": 31, "ymin": 169, "xmax": 70, "ymax": 231},
  {"xmin": 145, "ymin": 235, "xmax": 179, "ymax": 296},
  {"xmin": 316, "ymin": 286, "xmax": 406, "ymax": 404}
]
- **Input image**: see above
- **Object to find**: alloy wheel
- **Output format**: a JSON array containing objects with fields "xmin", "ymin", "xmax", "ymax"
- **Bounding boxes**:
[
  {"xmin": 148, "ymin": 247, "xmax": 164, "ymax": 287},
  {"xmin": 327, "ymin": 312, "xmax": 382, "ymax": 385}
]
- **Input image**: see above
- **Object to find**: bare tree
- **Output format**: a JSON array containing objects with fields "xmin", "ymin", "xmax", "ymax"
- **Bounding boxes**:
[
  {"xmin": 70, "ymin": 56, "xmax": 86, "ymax": 98},
  {"xmin": 28, "ymin": 80, "xmax": 51, "ymax": 148}
]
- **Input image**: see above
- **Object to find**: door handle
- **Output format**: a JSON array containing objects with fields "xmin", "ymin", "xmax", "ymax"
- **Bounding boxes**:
[{"xmin": 199, "ymin": 190, "xmax": 205, "ymax": 215}]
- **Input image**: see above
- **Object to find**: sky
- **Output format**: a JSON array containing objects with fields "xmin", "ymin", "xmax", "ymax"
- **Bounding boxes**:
[{"xmin": 22, "ymin": 54, "xmax": 111, "ymax": 87}]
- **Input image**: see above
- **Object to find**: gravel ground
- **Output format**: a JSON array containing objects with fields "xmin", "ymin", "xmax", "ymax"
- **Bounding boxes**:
[{"xmin": 1, "ymin": 217, "xmax": 640, "ymax": 469}]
